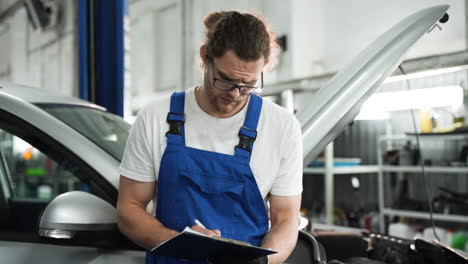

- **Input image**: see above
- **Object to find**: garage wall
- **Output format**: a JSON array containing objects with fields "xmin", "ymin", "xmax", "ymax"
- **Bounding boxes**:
[
  {"xmin": 128, "ymin": 0, "xmax": 185, "ymax": 111},
  {"xmin": 128, "ymin": 0, "xmax": 466, "ymax": 111},
  {"xmin": 291, "ymin": 0, "xmax": 466, "ymax": 79},
  {"xmin": 0, "ymin": 21, "xmax": 10, "ymax": 80},
  {"xmin": 0, "ymin": 1, "xmax": 464, "ymax": 107},
  {"xmin": 0, "ymin": 1, "xmax": 77, "ymax": 96},
  {"xmin": 128, "ymin": 0, "xmax": 293, "ymax": 110},
  {"xmin": 128, "ymin": 0, "xmax": 268, "ymax": 111}
]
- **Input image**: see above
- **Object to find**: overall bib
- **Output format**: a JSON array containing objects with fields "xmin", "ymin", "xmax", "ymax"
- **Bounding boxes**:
[{"xmin": 146, "ymin": 92, "xmax": 269, "ymax": 264}]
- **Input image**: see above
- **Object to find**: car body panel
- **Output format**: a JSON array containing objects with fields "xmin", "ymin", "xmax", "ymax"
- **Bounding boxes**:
[
  {"xmin": 0, "ymin": 83, "xmax": 105, "ymax": 109},
  {"xmin": 0, "ymin": 241, "xmax": 144, "ymax": 264}
]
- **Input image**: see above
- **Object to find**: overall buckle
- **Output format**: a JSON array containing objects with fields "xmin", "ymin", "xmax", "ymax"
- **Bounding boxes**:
[
  {"xmin": 166, "ymin": 112, "xmax": 185, "ymax": 136},
  {"xmin": 236, "ymin": 126, "xmax": 257, "ymax": 153}
]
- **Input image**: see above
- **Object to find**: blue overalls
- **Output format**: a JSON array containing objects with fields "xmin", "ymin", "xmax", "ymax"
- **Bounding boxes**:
[{"xmin": 146, "ymin": 92, "xmax": 269, "ymax": 264}]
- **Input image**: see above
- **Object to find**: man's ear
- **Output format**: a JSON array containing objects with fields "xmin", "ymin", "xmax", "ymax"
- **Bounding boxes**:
[{"xmin": 200, "ymin": 45, "xmax": 209, "ymax": 66}]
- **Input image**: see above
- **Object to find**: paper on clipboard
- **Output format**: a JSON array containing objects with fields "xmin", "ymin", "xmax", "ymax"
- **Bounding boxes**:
[{"xmin": 151, "ymin": 227, "xmax": 276, "ymax": 261}]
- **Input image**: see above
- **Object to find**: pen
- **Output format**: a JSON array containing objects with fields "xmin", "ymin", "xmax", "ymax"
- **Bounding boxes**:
[{"xmin": 194, "ymin": 219, "xmax": 206, "ymax": 229}]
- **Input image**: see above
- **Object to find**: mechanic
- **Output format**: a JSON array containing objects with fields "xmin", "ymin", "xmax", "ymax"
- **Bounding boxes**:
[{"xmin": 117, "ymin": 10, "xmax": 303, "ymax": 264}]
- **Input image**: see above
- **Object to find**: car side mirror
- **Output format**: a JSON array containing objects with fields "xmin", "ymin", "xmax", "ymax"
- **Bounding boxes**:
[{"xmin": 38, "ymin": 191, "xmax": 117, "ymax": 239}]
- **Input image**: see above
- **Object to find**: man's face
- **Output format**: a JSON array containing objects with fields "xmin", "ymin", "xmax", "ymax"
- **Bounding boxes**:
[{"xmin": 203, "ymin": 50, "xmax": 264, "ymax": 117}]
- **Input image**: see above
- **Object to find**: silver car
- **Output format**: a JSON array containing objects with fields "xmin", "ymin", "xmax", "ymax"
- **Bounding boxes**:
[{"xmin": 0, "ymin": 83, "xmax": 145, "ymax": 263}]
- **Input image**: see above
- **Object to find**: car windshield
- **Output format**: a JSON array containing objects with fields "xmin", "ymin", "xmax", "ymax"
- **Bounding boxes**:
[{"xmin": 36, "ymin": 104, "xmax": 130, "ymax": 161}]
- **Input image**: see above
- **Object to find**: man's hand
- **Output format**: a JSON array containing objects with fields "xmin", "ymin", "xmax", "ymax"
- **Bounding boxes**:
[
  {"xmin": 190, "ymin": 224, "xmax": 221, "ymax": 237},
  {"xmin": 207, "ymin": 256, "xmax": 268, "ymax": 264}
]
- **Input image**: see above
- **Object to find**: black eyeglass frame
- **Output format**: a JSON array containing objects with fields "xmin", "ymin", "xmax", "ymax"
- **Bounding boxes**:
[{"xmin": 210, "ymin": 61, "xmax": 263, "ymax": 95}]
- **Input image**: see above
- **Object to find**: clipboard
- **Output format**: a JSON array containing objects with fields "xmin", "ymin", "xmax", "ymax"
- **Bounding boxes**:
[{"xmin": 150, "ymin": 227, "xmax": 277, "ymax": 261}]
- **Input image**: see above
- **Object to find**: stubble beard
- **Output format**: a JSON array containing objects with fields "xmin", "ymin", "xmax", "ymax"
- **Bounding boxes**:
[{"xmin": 206, "ymin": 83, "xmax": 243, "ymax": 115}]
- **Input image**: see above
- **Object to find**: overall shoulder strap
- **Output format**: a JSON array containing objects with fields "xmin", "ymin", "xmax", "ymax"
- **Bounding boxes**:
[
  {"xmin": 166, "ymin": 92, "xmax": 186, "ymax": 145},
  {"xmin": 235, "ymin": 95, "xmax": 263, "ymax": 160}
]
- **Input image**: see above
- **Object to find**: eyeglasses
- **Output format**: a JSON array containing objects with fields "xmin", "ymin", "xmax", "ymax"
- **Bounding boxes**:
[{"xmin": 211, "ymin": 62, "xmax": 263, "ymax": 95}]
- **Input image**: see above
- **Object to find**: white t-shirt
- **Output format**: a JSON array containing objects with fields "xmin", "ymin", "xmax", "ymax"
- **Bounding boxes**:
[{"xmin": 119, "ymin": 87, "xmax": 303, "ymax": 198}]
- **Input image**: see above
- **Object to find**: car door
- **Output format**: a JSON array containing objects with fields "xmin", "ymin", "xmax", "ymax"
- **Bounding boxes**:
[{"xmin": 0, "ymin": 109, "xmax": 145, "ymax": 264}]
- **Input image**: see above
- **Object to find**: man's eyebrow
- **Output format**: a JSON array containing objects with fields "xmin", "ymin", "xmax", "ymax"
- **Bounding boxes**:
[
  {"xmin": 217, "ymin": 69, "xmax": 257, "ymax": 85},
  {"xmin": 216, "ymin": 70, "xmax": 236, "ymax": 82}
]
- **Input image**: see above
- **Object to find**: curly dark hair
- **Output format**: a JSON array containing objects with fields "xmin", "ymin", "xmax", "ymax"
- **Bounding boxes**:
[{"xmin": 202, "ymin": 11, "xmax": 279, "ymax": 71}]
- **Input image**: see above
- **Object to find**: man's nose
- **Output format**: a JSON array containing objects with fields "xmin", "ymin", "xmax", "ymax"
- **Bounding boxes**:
[{"xmin": 227, "ymin": 86, "xmax": 241, "ymax": 97}]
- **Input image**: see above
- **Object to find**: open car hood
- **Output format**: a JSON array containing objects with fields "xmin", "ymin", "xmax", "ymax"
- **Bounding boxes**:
[{"xmin": 297, "ymin": 5, "xmax": 450, "ymax": 165}]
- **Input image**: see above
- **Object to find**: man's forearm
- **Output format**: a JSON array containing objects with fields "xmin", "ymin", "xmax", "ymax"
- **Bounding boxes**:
[
  {"xmin": 261, "ymin": 219, "xmax": 298, "ymax": 264},
  {"xmin": 117, "ymin": 201, "xmax": 178, "ymax": 249}
]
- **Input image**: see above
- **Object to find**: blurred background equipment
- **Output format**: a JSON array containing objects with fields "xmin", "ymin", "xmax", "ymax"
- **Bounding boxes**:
[{"xmin": 24, "ymin": 0, "xmax": 60, "ymax": 31}]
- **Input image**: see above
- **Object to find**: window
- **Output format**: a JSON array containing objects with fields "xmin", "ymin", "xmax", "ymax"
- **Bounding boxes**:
[
  {"xmin": 1, "ymin": 131, "xmax": 89, "ymax": 201},
  {"xmin": 36, "ymin": 104, "xmax": 130, "ymax": 161},
  {"xmin": 0, "ymin": 110, "xmax": 113, "ymax": 241}
]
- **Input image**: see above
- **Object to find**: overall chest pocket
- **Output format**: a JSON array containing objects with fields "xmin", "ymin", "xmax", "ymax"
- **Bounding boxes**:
[
  {"xmin": 180, "ymin": 170, "xmax": 245, "ymax": 225},
  {"xmin": 181, "ymin": 170, "xmax": 244, "ymax": 196}
]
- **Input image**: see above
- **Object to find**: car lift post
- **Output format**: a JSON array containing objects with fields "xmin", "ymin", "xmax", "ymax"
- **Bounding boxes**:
[{"xmin": 78, "ymin": 0, "xmax": 128, "ymax": 117}]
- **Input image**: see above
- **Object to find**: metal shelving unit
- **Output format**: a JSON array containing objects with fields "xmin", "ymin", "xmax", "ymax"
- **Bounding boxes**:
[
  {"xmin": 377, "ymin": 134, "xmax": 468, "ymax": 233},
  {"xmin": 304, "ymin": 142, "xmax": 379, "ymax": 225},
  {"xmin": 304, "ymin": 165, "xmax": 379, "ymax": 175},
  {"xmin": 382, "ymin": 165, "xmax": 468, "ymax": 174},
  {"xmin": 382, "ymin": 209, "xmax": 468, "ymax": 223}
]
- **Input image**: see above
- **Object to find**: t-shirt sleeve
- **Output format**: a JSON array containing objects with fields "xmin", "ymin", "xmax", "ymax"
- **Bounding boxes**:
[
  {"xmin": 270, "ymin": 116, "xmax": 303, "ymax": 196},
  {"xmin": 119, "ymin": 107, "xmax": 156, "ymax": 182}
]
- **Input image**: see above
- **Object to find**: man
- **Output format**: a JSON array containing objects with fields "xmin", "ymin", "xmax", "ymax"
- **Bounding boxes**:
[{"xmin": 117, "ymin": 11, "xmax": 303, "ymax": 264}]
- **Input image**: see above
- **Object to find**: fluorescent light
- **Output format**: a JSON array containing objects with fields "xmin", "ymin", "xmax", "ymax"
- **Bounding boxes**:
[
  {"xmin": 356, "ymin": 85, "xmax": 464, "ymax": 120},
  {"xmin": 385, "ymin": 65, "xmax": 468, "ymax": 83}
]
